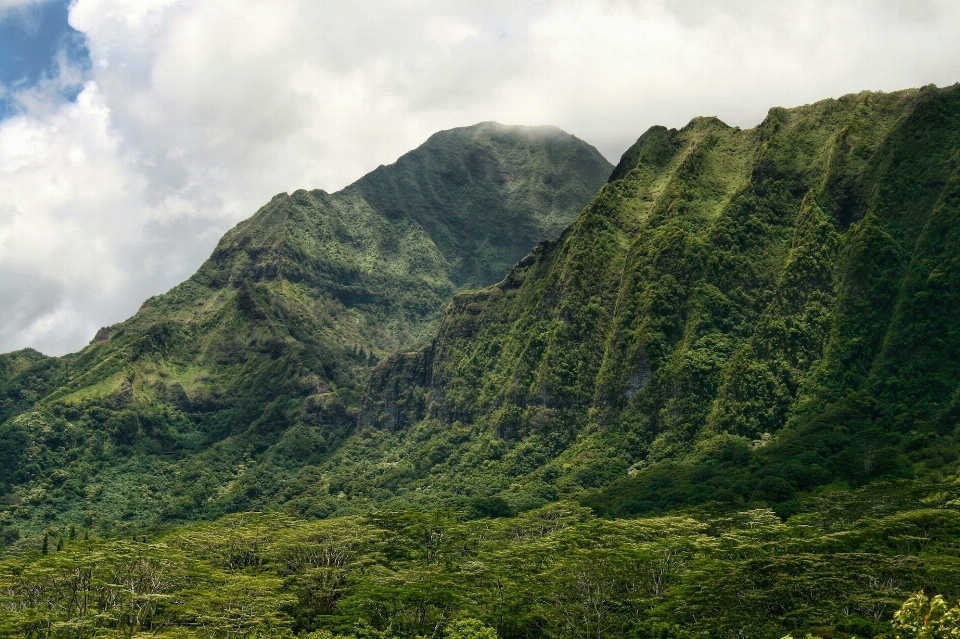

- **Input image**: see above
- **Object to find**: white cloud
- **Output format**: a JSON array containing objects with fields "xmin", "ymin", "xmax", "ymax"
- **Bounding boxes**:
[
  {"xmin": 2, "ymin": 0, "xmax": 960, "ymax": 355},
  {"xmin": 492, "ymin": 0, "xmax": 960, "ymax": 160},
  {"xmin": 0, "ymin": 80, "xmax": 227, "ymax": 354},
  {"xmin": 424, "ymin": 16, "xmax": 482, "ymax": 48}
]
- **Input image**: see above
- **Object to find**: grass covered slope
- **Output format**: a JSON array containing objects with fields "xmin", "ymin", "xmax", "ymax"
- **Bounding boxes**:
[
  {"xmin": 0, "ymin": 124, "xmax": 611, "ymax": 534},
  {"xmin": 346, "ymin": 84, "xmax": 960, "ymax": 514}
]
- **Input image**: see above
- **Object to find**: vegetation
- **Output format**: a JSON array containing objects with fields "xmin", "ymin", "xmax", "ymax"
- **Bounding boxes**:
[
  {"xmin": 892, "ymin": 592, "xmax": 960, "ymax": 639},
  {"xmin": 0, "ymin": 124, "xmax": 610, "ymax": 533},
  {"xmin": 3, "ymin": 479, "xmax": 960, "ymax": 638},
  {"xmin": 3, "ymin": 84, "xmax": 960, "ymax": 636},
  {"xmin": 357, "ymin": 84, "xmax": 960, "ymax": 516}
]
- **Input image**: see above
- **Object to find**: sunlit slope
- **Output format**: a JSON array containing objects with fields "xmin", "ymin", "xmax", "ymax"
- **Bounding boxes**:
[
  {"xmin": 0, "ymin": 123, "xmax": 611, "ymax": 530},
  {"xmin": 347, "ymin": 85, "xmax": 960, "ymax": 514}
]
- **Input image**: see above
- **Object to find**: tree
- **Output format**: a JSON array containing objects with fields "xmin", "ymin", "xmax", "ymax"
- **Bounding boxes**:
[
  {"xmin": 892, "ymin": 592, "xmax": 960, "ymax": 639},
  {"xmin": 446, "ymin": 619, "xmax": 497, "ymax": 639}
]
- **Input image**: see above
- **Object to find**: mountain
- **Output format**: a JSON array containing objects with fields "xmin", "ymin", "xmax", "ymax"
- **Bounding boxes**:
[
  {"xmin": 280, "ymin": 84, "xmax": 960, "ymax": 517},
  {"xmin": 0, "ymin": 123, "xmax": 612, "ymax": 532},
  {"xmin": 4, "ymin": 86, "xmax": 960, "ymax": 639}
]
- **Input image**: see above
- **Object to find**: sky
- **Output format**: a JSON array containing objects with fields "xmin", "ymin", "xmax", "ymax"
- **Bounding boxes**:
[{"xmin": 1, "ymin": 0, "xmax": 959, "ymax": 356}]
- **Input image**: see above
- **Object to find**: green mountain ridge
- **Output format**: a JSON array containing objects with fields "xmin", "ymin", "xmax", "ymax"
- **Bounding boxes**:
[
  {"xmin": 4, "ymin": 85, "xmax": 960, "ymax": 639},
  {"xmin": 0, "ymin": 122, "xmax": 612, "ymax": 532},
  {"xmin": 321, "ymin": 84, "xmax": 960, "ymax": 517}
]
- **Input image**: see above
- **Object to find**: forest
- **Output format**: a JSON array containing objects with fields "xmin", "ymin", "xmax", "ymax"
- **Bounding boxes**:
[{"xmin": 2, "ymin": 478, "xmax": 960, "ymax": 638}]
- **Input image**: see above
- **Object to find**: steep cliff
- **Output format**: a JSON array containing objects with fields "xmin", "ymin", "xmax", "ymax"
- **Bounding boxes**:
[{"xmin": 346, "ymin": 85, "xmax": 960, "ymax": 515}]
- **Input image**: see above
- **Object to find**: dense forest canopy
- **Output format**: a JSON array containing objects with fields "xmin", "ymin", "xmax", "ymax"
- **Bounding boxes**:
[{"xmin": 2, "ymin": 482, "xmax": 960, "ymax": 638}]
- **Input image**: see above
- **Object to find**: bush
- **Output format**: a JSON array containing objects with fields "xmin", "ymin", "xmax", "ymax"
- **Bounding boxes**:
[{"xmin": 445, "ymin": 619, "xmax": 497, "ymax": 639}]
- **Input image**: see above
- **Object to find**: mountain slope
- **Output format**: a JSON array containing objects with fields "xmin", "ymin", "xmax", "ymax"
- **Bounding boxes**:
[
  {"xmin": 0, "ymin": 123, "xmax": 612, "ymax": 533},
  {"xmin": 6, "ymin": 88, "xmax": 960, "ymax": 639},
  {"xmin": 309, "ymin": 84, "xmax": 960, "ymax": 516}
]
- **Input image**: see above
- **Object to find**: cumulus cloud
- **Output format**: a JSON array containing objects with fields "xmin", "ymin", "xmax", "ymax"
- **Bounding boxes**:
[
  {"xmin": 496, "ymin": 0, "xmax": 960, "ymax": 159},
  {"xmin": 1, "ymin": 0, "xmax": 960, "ymax": 355}
]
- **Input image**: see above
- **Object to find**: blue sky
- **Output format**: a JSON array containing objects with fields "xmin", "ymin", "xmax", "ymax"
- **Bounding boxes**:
[
  {"xmin": 1, "ymin": 0, "xmax": 960, "ymax": 357},
  {"xmin": 0, "ymin": 0, "xmax": 89, "ymax": 118}
]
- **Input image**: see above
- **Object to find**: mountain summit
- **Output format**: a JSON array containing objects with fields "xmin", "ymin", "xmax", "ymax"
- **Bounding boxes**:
[
  {"xmin": 346, "ymin": 85, "xmax": 960, "ymax": 515},
  {"xmin": 0, "ymin": 123, "xmax": 611, "ymax": 529}
]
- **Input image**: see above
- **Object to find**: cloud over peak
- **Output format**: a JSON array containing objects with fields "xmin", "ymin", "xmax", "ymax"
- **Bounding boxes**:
[{"xmin": 2, "ymin": 0, "xmax": 960, "ymax": 355}]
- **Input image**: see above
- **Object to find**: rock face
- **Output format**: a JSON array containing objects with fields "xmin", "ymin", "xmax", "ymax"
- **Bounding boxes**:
[
  {"xmin": 0, "ymin": 123, "xmax": 612, "ymax": 531},
  {"xmin": 357, "ymin": 85, "xmax": 960, "ymax": 510}
]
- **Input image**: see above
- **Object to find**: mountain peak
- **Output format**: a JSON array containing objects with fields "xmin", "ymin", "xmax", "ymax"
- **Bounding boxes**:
[
  {"xmin": 359, "ymin": 83, "xmax": 960, "ymax": 517},
  {"xmin": 0, "ymin": 123, "xmax": 612, "ymax": 530}
]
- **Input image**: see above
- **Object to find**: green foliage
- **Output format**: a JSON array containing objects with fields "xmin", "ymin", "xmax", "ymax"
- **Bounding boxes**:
[
  {"xmin": 445, "ymin": 619, "xmax": 497, "ymax": 639},
  {"xmin": 2, "ymin": 483, "xmax": 960, "ymax": 638},
  {"xmin": 0, "ymin": 124, "xmax": 609, "ymax": 536},
  {"xmin": 5, "ymin": 84, "xmax": 960, "ymax": 638},
  {"xmin": 355, "ymin": 84, "xmax": 960, "ymax": 519},
  {"xmin": 892, "ymin": 592, "xmax": 960, "ymax": 639}
]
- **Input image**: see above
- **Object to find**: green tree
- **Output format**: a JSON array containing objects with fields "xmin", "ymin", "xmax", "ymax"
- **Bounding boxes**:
[
  {"xmin": 446, "ymin": 619, "xmax": 497, "ymax": 639},
  {"xmin": 892, "ymin": 592, "xmax": 960, "ymax": 639}
]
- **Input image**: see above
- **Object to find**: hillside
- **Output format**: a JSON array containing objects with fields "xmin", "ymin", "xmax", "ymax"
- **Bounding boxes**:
[
  {"xmin": 4, "ymin": 85, "xmax": 960, "ymax": 639},
  {"xmin": 292, "ymin": 84, "xmax": 960, "ymax": 518},
  {"xmin": 0, "ymin": 123, "xmax": 612, "ymax": 532}
]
